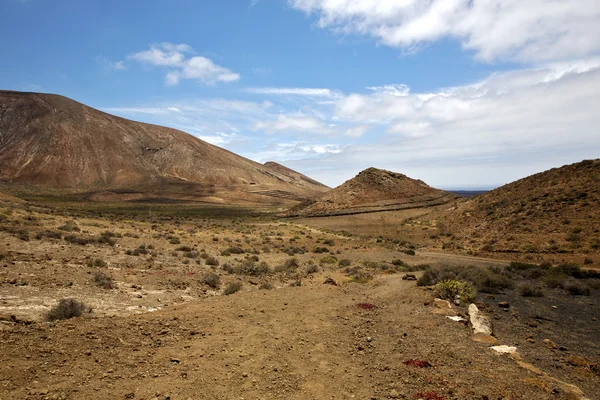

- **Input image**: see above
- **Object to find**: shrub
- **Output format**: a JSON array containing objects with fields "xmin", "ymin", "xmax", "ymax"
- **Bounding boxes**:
[
  {"xmin": 235, "ymin": 259, "xmax": 270, "ymax": 276},
  {"xmin": 584, "ymin": 258, "xmax": 593, "ymax": 265},
  {"xmin": 544, "ymin": 274, "xmax": 569, "ymax": 289},
  {"xmin": 565, "ymin": 279, "xmax": 591, "ymax": 296},
  {"xmin": 221, "ymin": 262, "xmax": 234, "ymax": 274},
  {"xmin": 320, "ymin": 256, "xmax": 337, "ymax": 264},
  {"xmin": 205, "ymin": 256, "xmax": 220, "ymax": 266},
  {"xmin": 17, "ymin": 230, "xmax": 30, "ymax": 241},
  {"xmin": 259, "ymin": 282, "xmax": 274, "ymax": 290},
  {"xmin": 93, "ymin": 271, "xmax": 115, "ymax": 289},
  {"xmin": 313, "ymin": 247, "xmax": 330, "ymax": 254},
  {"xmin": 36, "ymin": 230, "xmax": 62, "ymax": 240},
  {"xmin": 338, "ymin": 259, "xmax": 351, "ymax": 267},
  {"xmin": 223, "ymin": 281, "xmax": 242, "ymax": 295},
  {"xmin": 322, "ymin": 239, "xmax": 335, "ymax": 246},
  {"xmin": 435, "ymin": 280, "xmax": 476, "ymax": 302},
  {"xmin": 402, "ymin": 249, "xmax": 416, "ymax": 256},
  {"xmin": 87, "ymin": 258, "xmax": 107, "ymax": 268},
  {"xmin": 46, "ymin": 298, "xmax": 89, "ymax": 321},
  {"xmin": 202, "ymin": 273, "xmax": 221, "ymax": 289},
  {"xmin": 519, "ymin": 283, "xmax": 544, "ymax": 297},
  {"xmin": 221, "ymin": 246, "xmax": 245, "ymax": 256},
  {"xmin": 176, "ymin": 246, "xmax": 193, "ymax": 252},
  {"xmin": 58, "ymin": 221, "xmax": 80, "ymax": 232},
  {"xmin": 306, "ymin": 264, "xmax": 319, "ymax": 274}
]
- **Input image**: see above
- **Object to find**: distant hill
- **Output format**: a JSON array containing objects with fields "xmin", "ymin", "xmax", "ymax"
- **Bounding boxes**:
[
  {"xmin": 423, "ymin": 159, "xmax": 600, "ymax": 254},
  {"xmin": 287, "ymin": 167, "xmax": 455, "ymax": 217},
  {"xmin": 0, "ymin": 90, "xmax": 328, "ymax": 204}
]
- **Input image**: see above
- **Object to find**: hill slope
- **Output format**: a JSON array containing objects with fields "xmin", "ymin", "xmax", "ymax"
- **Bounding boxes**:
[
  {"xmin": 423, "ymin": 159, "xmax": 600, "ymax": 255},
  {"xmin": 287, "ymin": 167, "xmax": 455, "ymax": 216},
  {"xmin": 0, "ymin": 91, "xmax": 328, "ymax": 204}
]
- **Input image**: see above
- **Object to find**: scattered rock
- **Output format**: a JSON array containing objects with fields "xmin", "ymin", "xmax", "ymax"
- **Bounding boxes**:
[
  {"xmin": 473, "ymin": 333, "xmax": 498, "ymax": 345},
  {"xmin": 402, "ymin": 274, "xmax": 417, "ymax": 281},
  {"xmin": 526, "ymin": 336, "xmax": 536, "ymax": 343},
  {"xmin": 323, "ymin": 277, "xmax": 337, "ymax": 286},
  {"xmin": 468, "ymin": 304, "xmax": 493, "ymax": 336},
  {"xmin": 402, "ymin": 359, "xmax": 432, "ymax": 368},
  {"xmin": 446, "ymin": 316, "xmax": 467, "ymax": 323},
  {"xmin": 432, "ymin": 298, "xmax": 457, "ymax": 316},
  {"xmin": 490, "ymin": 345, "xmax": 518, "ymax": 354},
  {"xmin": 498, "ymin": 301, "xmax": 510, "ymax": 309},
  {"xmin": 389, "ymin": 389, "xmax": 400, "ymax": 398},
  {"xmin": 543, "ymin": 339, "xmax": 558, "ymax": 349}
]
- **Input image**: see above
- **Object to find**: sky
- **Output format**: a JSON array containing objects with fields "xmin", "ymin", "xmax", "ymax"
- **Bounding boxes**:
[{"xmin": 1, "ymin": 0, "xmax": 599, "ymax": 189}]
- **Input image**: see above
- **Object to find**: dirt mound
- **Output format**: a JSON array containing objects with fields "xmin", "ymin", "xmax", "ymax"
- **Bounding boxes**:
[
  {"xmin": 423, "ymin": 159, "xmax": 600, "ymax": 255},
  {"xmin": 0, "ymin": 90, "xmax": 328, "ymax": 204},
  {"xmin": 287, "ymin": 167, "xmax": 455, "ymax": 216}
]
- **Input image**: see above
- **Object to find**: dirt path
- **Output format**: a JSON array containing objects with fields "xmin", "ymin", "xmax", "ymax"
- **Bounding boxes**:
[{"xmin": 1, "ymin": 274, "xmax": 593, "ymax": 400}]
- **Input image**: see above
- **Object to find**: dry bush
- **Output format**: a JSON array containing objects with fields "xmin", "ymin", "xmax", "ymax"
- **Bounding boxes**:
[
  {"xmin": 46, "ymin": 299, "xmax": 89, "ymax": 321},
  {"xmin": 223, "ymin": 281, "xmax": 242, "ymax": 295},
  {"xmin": 93, "ymin": 271, "xmax": 115, "ymax": 289}
]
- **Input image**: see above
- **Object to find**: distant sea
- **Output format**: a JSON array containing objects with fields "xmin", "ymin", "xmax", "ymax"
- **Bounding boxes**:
[{"xmin": 448, "ymin": 190, "xmax": 489, "ymax": 198}]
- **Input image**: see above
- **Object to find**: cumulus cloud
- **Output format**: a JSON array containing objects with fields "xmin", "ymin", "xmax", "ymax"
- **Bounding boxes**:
[
  {"xmin": 128, "ymin": 43, "xmax": 240, "ymax": 85},
  {"xmin": 288, "ymin": 0, "xmax": 600, "ymax": 63}
]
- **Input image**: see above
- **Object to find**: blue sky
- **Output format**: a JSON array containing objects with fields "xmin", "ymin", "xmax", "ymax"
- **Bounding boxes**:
[{"xmin": 1, "ymin": 0, "xmax": 599, "ymax": 189}]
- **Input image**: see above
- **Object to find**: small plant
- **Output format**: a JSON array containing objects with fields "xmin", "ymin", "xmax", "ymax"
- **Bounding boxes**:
[
  {"xmin": 322, "ymin": 239, "xmax": 335, "ymax": 246},
  {"xmin": 306, "ymin": 264, "xmax": 319, "ymax": 274},
  {"xmin": 93, "ymin": 271, "xmax": 115, "ymax": 289},
  {"xmin": 313, "ymin": 247, "xmax": 330, "ymax": 254},
  {"xmin": 356, "ymin": 303, "xmax": 377, "ymax": 310},
  {"xmin": 435, "ymin": 280, "xmax": 476, "ymax": 302},
  {"xmin": 565, "ymin": 279, "xmax": 591, "ymax": 296},
  {"xmin": 519, "ymin": 283, "xmax": 544, "ymax": 297},
  {"xmin": 202, "ymin": 273, "xmax": 220, "ymax": 289},
  {"xmin": 223, "ymin": 281, "xmax": 242, "ymax": 295},
  {"xmin": 320, "ymin": 256, "xmax": 338, "ymax": 264},
  {"xmin": 87, "ymin": 258, "xmax": 107, "ymax": 268},
  {"xmin": 205, "ymin": 256, "xmax": 220, "ymax": 266},
  {"xmin": 338, "ymin": 258, "xmax": 351, "ymax": 267},
  {"xmin": 402, "ymin": 249, "xmax": 416, "ymax": 256},
  {"xmin": 58, "ymin": 221, "xmax": 80, "ymax": 232},
  {"xmin": 46, "ymin": 298, "xmax": 89, "ymax": 321},
  {"xmin": 259, "ymin": 282, "xmax": 274, "ymax": 290},
  {"xmin": 403, "ymin": 359, "xmax": 432, "ymax": 368}
]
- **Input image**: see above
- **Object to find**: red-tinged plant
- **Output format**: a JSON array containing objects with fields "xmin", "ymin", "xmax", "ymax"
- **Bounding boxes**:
[
  {"xmin": 403, "ymin": 359, "xmax": 432, "ymax": 368},
  {"xmin": 356, "ymin": 303, "xmax": 377, "ymax": 310}
]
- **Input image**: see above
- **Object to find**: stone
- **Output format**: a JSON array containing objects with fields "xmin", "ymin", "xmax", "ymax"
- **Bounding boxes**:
[
  {"xmin": 490, "ymin": 345, "xmax": 518, "ymax": 354},
  {"xmin": 402, "ymin": 274, "xmax": 417, "ymax": 281},
  {"xmin": 432, "ymin": 299, "xmax": 457, "ymax": 316},
  {"xmin": 389, "ymin": 389, "xmax": 400, "ymax": 398},
  {"xmin": 468, "ymin": 304, "xmax": 493, "ymax": 336},
  {"xmin": 543, "ymin": 339, "xmax": 558, "ymax": 349},
  {"xmin": 472, "ymin": 333, "xmax": 498, "ymax": 345},
  {"xmin": 498, "ymin": 301, "xmax": 510, "ymax": 308}
]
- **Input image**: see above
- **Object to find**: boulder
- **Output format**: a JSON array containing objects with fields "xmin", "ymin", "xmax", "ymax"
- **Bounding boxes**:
[{"xmin": 468, "ymin": 304, "xmax": 493, "ymax": 335}]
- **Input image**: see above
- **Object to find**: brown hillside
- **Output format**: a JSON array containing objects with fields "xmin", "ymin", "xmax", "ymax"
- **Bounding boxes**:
[
  {"xmin": 287, "ymin": 167, "xmax": 455, "ymax": 216},
  {"xmin": 422, "ymin": 159, "xmax": 600, "ymax": 255},
  {"xmin": 0, "ymin": 91, "xmax": 328, "ymax": 204}
]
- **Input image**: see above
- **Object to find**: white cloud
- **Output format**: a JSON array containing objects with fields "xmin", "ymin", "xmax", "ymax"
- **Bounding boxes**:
[
  {"xmin": 288, "ymin": 0, "xmax": 600, "ymax": 63},
  {"xmin": 128, "ymin": 43, "xmax": 240, "ymax": 85},
  {"xmin": 366, "ymin": 84, "xmax": 410, "ymax": 96},
  {"xmin": 247, "ymin": 87, "xmax": 341, "ymax": 98},
  {"xmin": 254, "ymin": 114, "xmax": 332, "ymax": 134},
  {"xmin": 95, "ymin": 56, "xmax": 126, "ymax": 71}
]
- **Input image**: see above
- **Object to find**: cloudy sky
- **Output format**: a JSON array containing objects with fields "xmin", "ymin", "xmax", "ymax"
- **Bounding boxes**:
[{"xmin": 1, "ymin": 0, "xmax": 599, "ymax": 189}]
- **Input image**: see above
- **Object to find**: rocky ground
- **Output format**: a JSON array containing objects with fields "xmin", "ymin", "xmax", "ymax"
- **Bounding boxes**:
[{"xmin": 0, "ymin": 197, "xmax": 598, "ymax": 399}]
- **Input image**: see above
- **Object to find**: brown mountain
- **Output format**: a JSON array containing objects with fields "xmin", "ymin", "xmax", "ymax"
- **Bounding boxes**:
[
  {"xmin": 0, "ymin": 90, "xmax": 328, "ymax": 204},
  {"xmin": 423, "ymin": 159, "xmax": 600, "ymax": 255},
  {"xmin": 287, "ymin": 167, "xmax": 455, "ymax": 216}
]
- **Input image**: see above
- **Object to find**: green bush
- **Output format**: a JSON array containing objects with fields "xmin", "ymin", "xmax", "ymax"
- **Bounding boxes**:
[{"xmin": 435, "ymin": 280, "xmax": 476, "ymax": 302}]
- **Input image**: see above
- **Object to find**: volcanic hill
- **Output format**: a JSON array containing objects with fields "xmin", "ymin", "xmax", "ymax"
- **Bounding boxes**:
[
  {"xmin": 287, "ymin": 167, "xmax": 455, "ymax": 217},
  {"xmin": 0, "ymin": 91, "xmax": 328, "ymax": 204},
  {"xmin": 423, "ymin": 159, "xmax": 600, "ymax": 255}
]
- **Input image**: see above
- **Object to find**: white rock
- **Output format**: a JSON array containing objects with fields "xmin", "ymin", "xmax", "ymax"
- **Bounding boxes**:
[
  {"xmin": 468, "ymin": 304, "xmax": 493, "ymax": 335},
  {"xmin": 446, "ymin": 316, "xmax": 467, "ymax": 322},
  {"xmin": 490, "ymin": 345, "xmax": 518, "ymax": 354}
]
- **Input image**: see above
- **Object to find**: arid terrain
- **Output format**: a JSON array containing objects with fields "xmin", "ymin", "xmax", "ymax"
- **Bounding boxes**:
[
  {"xmin": 1, "ymin": 91, "xmax": 599, "ymax": 400},
  {"xmin": 1, "ymin": 187, "xmax": 599, "ymax": 399}
]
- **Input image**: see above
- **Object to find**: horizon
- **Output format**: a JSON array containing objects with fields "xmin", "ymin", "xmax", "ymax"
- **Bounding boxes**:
[{"xmin": 1, "ymin": 0, "xmax": 598, "ymax": 189}]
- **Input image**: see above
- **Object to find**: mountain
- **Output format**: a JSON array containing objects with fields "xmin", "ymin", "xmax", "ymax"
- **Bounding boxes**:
[
  {"xmin": 423, "ymin": 159, "xmax": 600, "ymax": 255},
  {"xmin": 287, "ymin": 167, "xmax": 455, "ymax": 216},
  {"xmin": 0, "ymin": 91, "xmax": 328, "ymax": 204}
]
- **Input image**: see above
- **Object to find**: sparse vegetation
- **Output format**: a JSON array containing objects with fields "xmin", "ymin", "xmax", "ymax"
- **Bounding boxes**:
[
  {"xmin": 223, "ymin": 281, "xmax": 242, "ymax": 295},
  {"xmin": 46, "ymin": 298, "xmax": 89, "ymax": 321},
  {"xmin": 202, "ymin": 273, "xmax": 221, "ymax": 289},
  {"xmin": 93, "ymin": 271, "xmax": 115, "ymax": 289}
]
